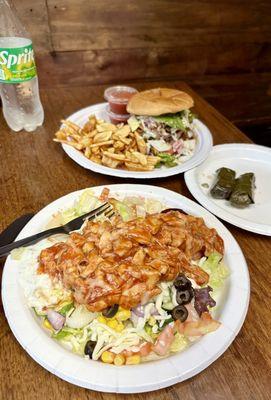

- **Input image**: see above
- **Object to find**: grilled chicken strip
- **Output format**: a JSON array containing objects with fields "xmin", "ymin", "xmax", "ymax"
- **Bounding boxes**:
[{"xmin": 38, "ymin": 211, "xmax": 224, "ymax": 312}]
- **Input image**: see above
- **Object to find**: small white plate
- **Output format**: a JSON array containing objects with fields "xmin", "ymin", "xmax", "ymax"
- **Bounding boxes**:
[
  {"xmin": 2, "ymin": 184, "xmax": 249, "ymax": 393},
  {"xmin": 185, "ymin": 144, "xmax": 271, "ymax": 236},
  {"xmin": 61, "ymin": 103, "xmax": 213, "ymax": 178}
]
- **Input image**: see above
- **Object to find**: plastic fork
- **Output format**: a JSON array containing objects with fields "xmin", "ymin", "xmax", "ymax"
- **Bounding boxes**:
[{"xmin": 0, "ymin": 202, "xmax": 114, "ymax": 257}]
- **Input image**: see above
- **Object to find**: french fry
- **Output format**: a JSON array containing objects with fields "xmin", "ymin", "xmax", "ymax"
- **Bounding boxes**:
[
  {"xmin": 135, "ymin": 132, "xmax": 147, "ymax": 154},
  {"xmin": 102, "ymin": 155, "xmax": 120, "ymax": 168},
  {"xmin": 90, "ymin": 155, "xmax": 102, "ymax": 164},
  {"xmin": 55, "ymin": 130, "xmax": 67, "ymax": 140},
  {"xmin": 53, "ymin": 138, "xmax": 83, "ymax": 150},
  {"xmin": 115, "ymin": 135, "xmax": 131, "ymax": 145},
  {"xmin": 125, "ymin": 161, "xmax": 154, "ymax": 171},
  {"xmin": 90, "ymin": 140, "xmax": 114, "ymax": 148},
  {"xmin": 84, "ymin": 147, "xmax": 91, "ymax": 158},
  {"xmin": 86, "ymin": 129, "xmax": 97, "ymax": 138},
  {"xmin": 132, "ymin": 151, "xmax": 148, "ymax": 166},
  {"xmin": 93, "ymin": 131, "xmax": 112, "ymax": 143},
  {"xmin": 117, "ymin": 125, "xmax": 130, "ymax": 137},
  {"xmin": 61, "ymin": 120, "xmax": 85, "ymax": 135},
  {"xmin": 80, "ymin": 137, "xmax": 92, "ymax": 147},
  {"xmin": 54, "ymin": 114, "xmax": 156, "ymax": 172},
  {"xmin": 147, "ymin": 155, "xmax": 161, "ymax": 166},
  {"xmin": 113, "ymin": 141, "xmax": 125, "ymax": 150},
  {"xmin": 103, "ymin": 151, "xmax": 126, "ymax": 161},
  {"xmin": 99, "ymin": 122, "xmax": 117, "ymax": 131}
]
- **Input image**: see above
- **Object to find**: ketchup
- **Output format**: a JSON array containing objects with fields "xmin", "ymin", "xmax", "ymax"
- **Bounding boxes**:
[
  {"xmin": 104, "ymin": 85, "xmax": 138, "ymax": 114},
  {"xmin": 106, "ymin": 105, "xmax": 129, "ymax": 124}
]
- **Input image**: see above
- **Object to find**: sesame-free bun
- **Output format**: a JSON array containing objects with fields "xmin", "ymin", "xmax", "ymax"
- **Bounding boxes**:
[{"xmin": 127, "ymin": 88, "xmax": 194, "ymax": 116}]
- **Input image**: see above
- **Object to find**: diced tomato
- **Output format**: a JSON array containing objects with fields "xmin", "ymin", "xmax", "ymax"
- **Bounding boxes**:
[
  {"xmin": 184, "ymin": 312, "xmax": 220, "ymax": 337},
  {"xmin": 99, "ymin": 187, "xmax": 110, "ymax": 202},
  {"xmin": 122, "ymin": 346, "xmax": 140, "ymax": 357},
  {"xmin": 185, "ymin": 303, "xmax": 200, "ymax": 322},
  {"xmin": 139, "ymin": 342, "xmax": 152, "ymax": 356},
  {"xmin": 153, "ymin": 324, "xmax": 174, "ymax": 356},
  {"xmin": 174, "ymin": 320, "xmax": 185, "ymax": 334}
]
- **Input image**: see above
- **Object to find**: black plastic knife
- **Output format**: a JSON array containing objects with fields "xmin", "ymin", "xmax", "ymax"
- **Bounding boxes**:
[{"xmin": 0, "ymin": 214, "xmax": 34, "ymax": 246}]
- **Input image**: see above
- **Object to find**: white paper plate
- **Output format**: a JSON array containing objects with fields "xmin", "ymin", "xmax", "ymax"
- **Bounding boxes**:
[
  {"xmin": 61, "ymin": 103, "xmax": 213, "ymax": 178},
  {"xmin": 184, "ymin": 144, "xmax": 271, "ymax": 236},
  {"xmin": 2, "ymin": 184, "xmax": 250, "ymax": 393}
]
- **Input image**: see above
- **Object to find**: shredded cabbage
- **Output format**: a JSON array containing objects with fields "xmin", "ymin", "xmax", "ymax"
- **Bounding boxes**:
[
  {"xmin": 65, "ymin": 305, "xmax": 97, "ymax": 328},
  {"xmin": 144, "ymin": 198, "xmax": 164, "ymax": 214},
  {"xmin": 18, "ymin": 190, "xmax": 229, "ymax": 364},
  {"xmin": 53, "ymin": 189, "xmax": 101, "ymax": 225},
  {"xmin": 170, "ymin": 333, "xmax": 188, "ymax": 352},
  {"xmin": 201, "ymin": 252, "xmax": 229, "ymax": 290},
  {"xmin": 10, "ymin": 247, "xmax": 27, "ymax": 260},
  {"xmin": 109, "ymin": 199, "xmax": 135, "ymax": 221}
]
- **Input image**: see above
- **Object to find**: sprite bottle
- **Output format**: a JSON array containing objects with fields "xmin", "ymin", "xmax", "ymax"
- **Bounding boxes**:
[{"xmin": 0, "ymin": 0, "xmax": 44, "ymax": 132}]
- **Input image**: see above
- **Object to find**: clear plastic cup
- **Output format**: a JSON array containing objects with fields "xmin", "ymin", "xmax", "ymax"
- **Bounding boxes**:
[
  {"xmin": 104, "ymin": 85, "xmax": 138, "ymax": 114},
  {"xmin": 106, "ymin": 105, "xmax": 130, "ymax": 125}
]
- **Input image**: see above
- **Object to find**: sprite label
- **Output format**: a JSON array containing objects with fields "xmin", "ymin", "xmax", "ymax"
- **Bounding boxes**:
[{"xmin": 0, "ymin": 43, "xmax": 37, "ymax": 83}]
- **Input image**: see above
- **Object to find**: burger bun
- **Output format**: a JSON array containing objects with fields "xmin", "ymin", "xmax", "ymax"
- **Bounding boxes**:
[{"xmin": 127, "ymin": 88, "xmax": 194, "ymax": 116}]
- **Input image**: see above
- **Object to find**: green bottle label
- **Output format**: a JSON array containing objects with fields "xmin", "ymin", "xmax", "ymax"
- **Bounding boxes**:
[{"xmin": 0, "ymin": 43, "xmax": 37, "ymax": 83}]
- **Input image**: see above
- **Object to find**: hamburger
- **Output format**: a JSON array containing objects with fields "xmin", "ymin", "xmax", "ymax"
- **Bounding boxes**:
[{"xmin": 127, "ymin": 88, "xmax": 197, "ymax": 167}]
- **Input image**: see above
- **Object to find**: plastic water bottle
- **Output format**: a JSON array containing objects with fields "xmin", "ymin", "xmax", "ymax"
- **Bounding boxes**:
[{"xmin": 0, "ymin": 0, "xmax": 44, "ymax": 132}]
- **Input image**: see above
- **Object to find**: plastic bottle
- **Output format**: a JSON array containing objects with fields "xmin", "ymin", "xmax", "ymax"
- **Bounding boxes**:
[{"xmin": 0, "ymin": 0, "xmax": 44, "ymax": 132}]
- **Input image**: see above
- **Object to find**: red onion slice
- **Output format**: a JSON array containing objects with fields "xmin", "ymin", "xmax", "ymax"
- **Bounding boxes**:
[
  {"xmin": 132, "ymin": 304, "xmax": 158, "ymax": 317},
  {"xmin": 132, "ymin": 305, "xmax": 145, "ymax": 317},
  {"xmin": 47, "ymin": 310, "xmax": 65, "ymax": 331}
]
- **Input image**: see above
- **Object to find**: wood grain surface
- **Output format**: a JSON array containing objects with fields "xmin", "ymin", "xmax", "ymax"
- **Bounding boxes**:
[
  {"xmin": 5, "ymin": 0, "xmax": 271, "ymax": 127},
  {"xmin": 0, "ymin": 82, "xmax": 270, "ymax": 400}
]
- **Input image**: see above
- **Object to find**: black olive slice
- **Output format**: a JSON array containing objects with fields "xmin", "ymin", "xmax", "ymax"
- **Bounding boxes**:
[
  {"xmin": 171, "ymin": 305, "xmax": 188, "ymax": 322},
  {"xmin": 102, "ymin": 304, "xmax": 119, "ymax": 318},
  {"xmin": 176, "ymin": 289, "xmax": 194, "ymax": 305},
  {"xmin": 84, "ymin": 340, "xmax": 96, "ymax": 358},
  {"xmin": 173, "ymin": 274, "xmax": 192, "ymax": 290}
]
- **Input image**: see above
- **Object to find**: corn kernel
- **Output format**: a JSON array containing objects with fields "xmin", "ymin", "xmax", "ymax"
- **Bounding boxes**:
[
  {"xmin": 107, "ymin": 319, "xmax": 118, "ymax": 329},
  {"xmin": 115, "ymin": 307, "xmax": 131, "ymax": 321},
  {"xmin": 101, "ymin": 351, "xmax": 115, "ymax": 364},
  {"xmin": 43, "ymin": 318, "xmax": 53, "ymax": 331},
  {"xmin": 113, "ymin": 354, "xmax": 125, "ymax": 366},
  {"xmin": 97, "ymin": 315, "xmax": 107, "ymax": 324},
  {"xmin": 126, "ymin": 354, "xmax": 141, "ymax": 365},
  {"xmin": 148, "ymin": 316, "xmax": 156, "ymax": 326},
  {"xmin": 115, "ymin": 322, "xmax": 124, "ymax": 332}
]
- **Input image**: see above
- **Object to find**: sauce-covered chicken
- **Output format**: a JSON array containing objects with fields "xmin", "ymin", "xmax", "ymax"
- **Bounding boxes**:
[{"xmin": 39, "ymin": 211, "xmax": 224, "ymax": 312}]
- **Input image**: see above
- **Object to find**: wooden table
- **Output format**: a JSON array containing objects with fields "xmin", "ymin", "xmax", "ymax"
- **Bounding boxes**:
[{"xmin": 0, "ymin": 82, "xmax": 270, "ymax": 400}]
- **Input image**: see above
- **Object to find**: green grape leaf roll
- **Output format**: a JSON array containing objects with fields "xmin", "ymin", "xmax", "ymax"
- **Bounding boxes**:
[
  {"xmin": 210, "ymin": 167, "xmax": 236, "ymax": 199},
  {"xmin": 230, "ymin": 173, "xmax": 255, "ymax": 208}
]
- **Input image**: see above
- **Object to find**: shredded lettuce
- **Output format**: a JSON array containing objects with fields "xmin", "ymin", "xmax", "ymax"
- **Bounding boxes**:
[
  {"xmin": 58, "ymin": 302, "xmax": 74, "ymax": 316},
  {"xmin": 110, "ymin": 199, "xmax": 135, "ymax": 221},
  {"xmin": 75, "ymin": 190, "xmax": 101, "ymax": 215},
  {"xmin": 154, "ymin": 112, "xmax": 189, "ymax": 131},
  {"xmin": 144, "ymin": 324, "xmax": 159, "ymax": 339},
  {"xmin": 201, "ymin": 252, "xmax": 230, "ymax": 290},
  {"xmin": 33, "ymin": 307, "xmax": 46, "ymax": 317},
  {"xmin": 52, "ymin": 330, "xmax": 71, "ymax": 340},
  {"xmin": 66, "ymin": 305, "xmax": 97, "ymax": 328},
  {"xmin": 159, "ymin": 318, "xmax": 174, "ymax": 330},
  {"xmin": 128, "ymin": 116, "xmax": 140, "ymax": 132},
  {"xmin": 11, "ymin": 247, "xmax": 27, "ymax": 260},
  {"xmin": 156, "ymin": 153, "xmax": 177, "ymax": 168},
  {"xmin": 170, "ymin": 333, "xmax": 188, "ymax": 352},
  {"xmin": 51, "ymin": 189, "xmax": 101, "ymax": 225},
  {"xmin": 144, "ymin": 198, "xmax": 164, "ymax": 214}
]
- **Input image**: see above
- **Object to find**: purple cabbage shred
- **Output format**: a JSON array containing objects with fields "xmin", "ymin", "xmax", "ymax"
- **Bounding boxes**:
[{"xmin": 194, "ymin": 286, "xmax": 216, "ymax": 316}]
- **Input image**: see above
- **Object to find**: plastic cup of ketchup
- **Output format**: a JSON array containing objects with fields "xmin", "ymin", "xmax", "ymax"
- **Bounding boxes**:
[
  {"xmin": 104, "ymin": 85, "xmax": 138, "ymax": 114},
  {"xmin": 106, "ymin": 105, "xmax": 130, "ymax": 125}
]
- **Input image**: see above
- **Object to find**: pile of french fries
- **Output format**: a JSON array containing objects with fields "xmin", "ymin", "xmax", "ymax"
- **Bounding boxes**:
[{"xmin": 54, "ymin": 115, "xmax": 161, "ymax": 171}]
